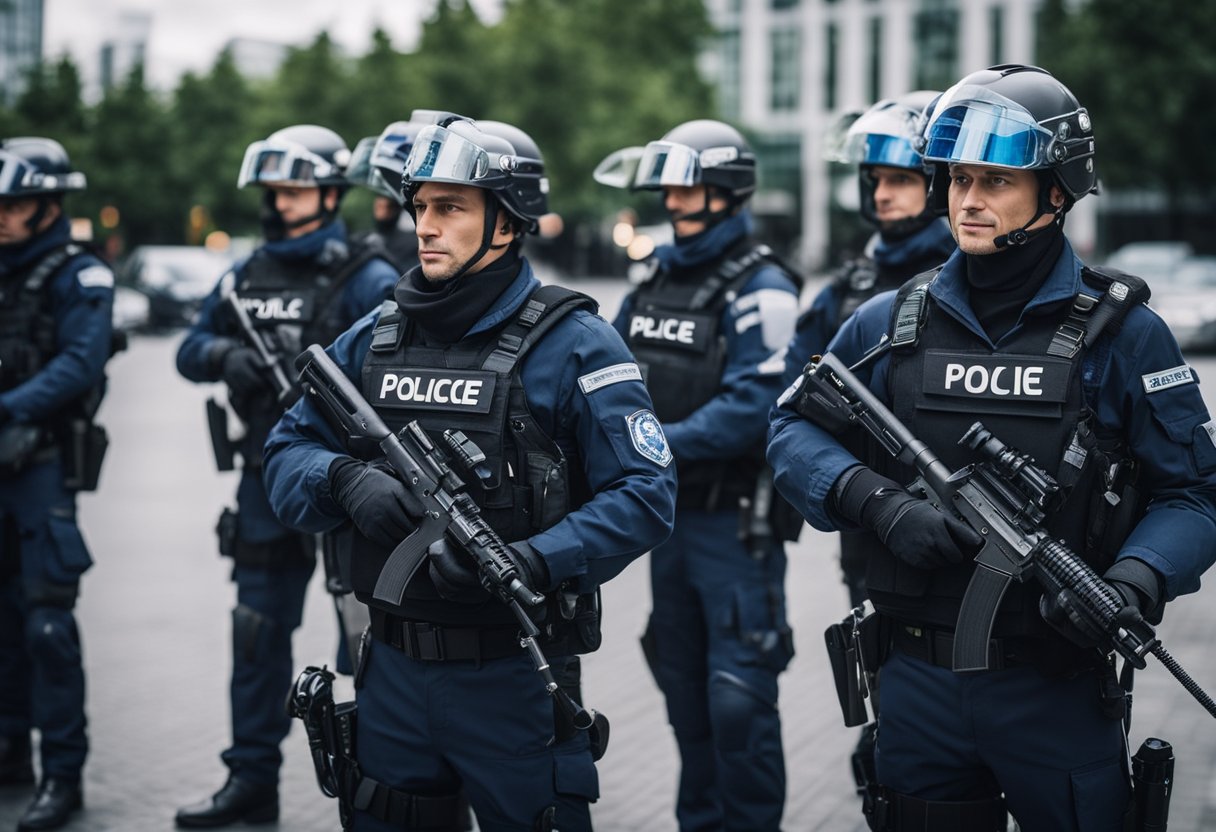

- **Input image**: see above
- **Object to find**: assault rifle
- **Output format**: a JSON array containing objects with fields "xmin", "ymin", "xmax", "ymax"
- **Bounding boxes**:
[
  {"xmin": 205, "ymin": 279, "xmax": 300, "ymax": 470},
  {"xmin": 295, "ymin": 343, "xmax": 601, "ymax": 733},
  {"xmin": 799, "ymin": 351, "xmax": 1216, "ymax": 718}
]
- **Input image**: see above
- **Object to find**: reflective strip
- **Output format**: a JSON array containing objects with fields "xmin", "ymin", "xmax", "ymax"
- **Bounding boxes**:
[
  {"xmin": 76, "ymin": 265, "xmax": 114, "ymax": 289},
  {"xmin": 1141, "ymin": 365, "xmax": 1194, "ymax": 394}
]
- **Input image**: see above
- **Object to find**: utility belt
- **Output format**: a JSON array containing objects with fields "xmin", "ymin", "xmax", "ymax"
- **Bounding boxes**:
[
  {"xmin": 0, "ymin": 418, "xmax": 109, "ymax": 491},
  {"xmin": 890, "ymin": 623, "xmax": 1106, "ymax": 677},
  {"xmin": 215, "ymin": 508, "xmax": 315, "ymax": 569},
  {"xmin": 369, "ymin": 610, "xmax": 526, "ymax": 663}
]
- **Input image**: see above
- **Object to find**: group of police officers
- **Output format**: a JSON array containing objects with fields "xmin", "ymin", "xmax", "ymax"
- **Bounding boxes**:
[{"xmin": 0, "ymin": 61, "xmax": 1212, "ymax": 832}]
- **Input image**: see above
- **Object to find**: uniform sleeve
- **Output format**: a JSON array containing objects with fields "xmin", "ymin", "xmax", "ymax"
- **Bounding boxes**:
[
  {"xmin": 262, "ymin": 311, "xmax": 379, "ymax": 533},
  {"xmin": 780, "ymin": 281, "xmax": 843, "ymax": 389},
  {"xmin": 524, "ymin": 311, "xmax": 677, "ymax": 593},
  {"xmin": 338, "ymin": 257, "xmax": 399, "ymax": 325},
  {"xmin": 1094, "ymin": 307, "xmax": 1216, "ymax": 600},
  {"xmin": 664, "ymin": 265, "xmax": 800, "ymax": 462},
  {"xmin": 768, "ymin": 293, "xmax": 895, "ymax": 531},
  {"xmin": 175, "ymin": 274, "xmax": 237, "ymax": 383},
  {"xmin": 0, "ymin": 258, "xmax": 113, "ymax": 422}
]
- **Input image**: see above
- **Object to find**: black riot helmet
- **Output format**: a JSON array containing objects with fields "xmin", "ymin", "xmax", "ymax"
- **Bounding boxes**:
[
  {"xmin": 634, "ymin": 119, "xmax": 756, "ymax": 204},
  {"xmin": 919, "ymin": 65, "xmax": 1096, "ymax": 245},
  {"xmin": 238, "ymin": 124, "xmax": 351, "ymax": 239},
  {"xmin": 834, "ymin": 90, "xmax": 939, "ymax": 234},
  {"xmin": 347, "ymin": 110, "xmax": 460, "ymax": 205},
  {"xmin": 401, "ymin": 116, "xmax": 549, "ymax": 234},
  {"xmin": 0, "ymin": 137, "xmax": 86, "ymax": 235}
]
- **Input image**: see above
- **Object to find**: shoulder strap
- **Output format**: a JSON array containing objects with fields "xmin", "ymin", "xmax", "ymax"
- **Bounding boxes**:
[
  {"xmin": 887, "ymin": 267, "xmax": 940, "ymax": 349},
  {"xmin": 482, "ymin": 285, "xmax": 598, "ymax": 374},
  {"xmin": 690, "ymin": 243, "xmax": 796, "ymax": 311},
  {"xmin": 21, "ymin": 243, "xmax": 85, "ymax": 296},
  {"xmin": 368, "ymin": 298, "xmax": 405, "ymax": 353},
  {"xmin": 1046, "ymin": 266, "xmax": 1151, "ymax": 359},
  {"xmin": 314, "ymin": 237, "xmax": 387, "ymax": 316}
]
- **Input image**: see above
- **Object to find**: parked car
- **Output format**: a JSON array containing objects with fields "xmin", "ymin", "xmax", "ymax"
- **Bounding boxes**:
[
  {"xmin": 1147, "ymin": 256, "xmax": 1216, "ymax": 353},
  {"xmin": 119, "ymin": 245, "xmax": 234, "ymax": 329},
  {"xmin": 1104, "ymin": 241, "xmax": 1194, "ymax": 286},
  {"xmin": 112, "ymin": 284, "xmax": 150, "ymax": 333}
]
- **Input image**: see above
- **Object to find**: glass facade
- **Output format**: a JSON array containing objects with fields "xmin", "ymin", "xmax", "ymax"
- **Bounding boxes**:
[
  {"xmin": 1, "ymin": 0, "xmax": 44, "ymax": 105},
  {"xmin": 823, "ymin": 22, "xmax": 838, "ymax": 111},
  {"xmin": 719, "ymin": 29, "xmax": 742, "ymax": 120},
  {"xmin": 770, "ymin": 27, "xmax": 801, "ymax": 112},
  {"xmin": 913, "ymin": 0, "xmax": 960, "ymax": 91},
  {"xmin": 867, "ymin": 16, "xmax": 883, "ymax": 104},
  {"xmin": 989, "ymin": 4, "xmax": 1005, "ymax": 65}
]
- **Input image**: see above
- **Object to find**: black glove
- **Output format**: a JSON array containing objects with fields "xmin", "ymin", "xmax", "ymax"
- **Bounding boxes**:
[
  {"xmin": 1039, "ymin": 558, "xmax": 1165, "ymax": 647},
  {"xmin": 220, "ymin": 346, "xmax": 271, "ymax": 397},
  {"xmin": 427, "ymin": 538, "xmax": 549, "ymax": 604},
  {"xmin": 328, "ymin": 456, "xmax": 424, "ymax": 547},
  {"xmin": 833, "ymin": 466, "xmax": 983, "ymax": 569}
]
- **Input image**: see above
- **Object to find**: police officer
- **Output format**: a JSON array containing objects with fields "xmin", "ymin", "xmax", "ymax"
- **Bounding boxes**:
[
  {"xmin": 263, "ymin": 116, "xmax": 676, "ymax": 831},
  {"xmin": 174, "ymin": 124, "xmax": 399, "ymax": 828},
  {"xmin": 0, "ymin": 137, "xmax": 112, "ymax": 830},
  {"xmin": 599, "ymin": 120, "xmax": 800, "ymax": 831},
  {"xmin": 770, "ymin": 65, "xmax": 1216, "ymax": 831},
  {"xmin": 788, "ymin": 91, "xmax": 956, "ymax": 608}
]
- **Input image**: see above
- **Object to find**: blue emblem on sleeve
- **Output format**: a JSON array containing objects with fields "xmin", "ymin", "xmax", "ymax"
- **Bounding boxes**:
[{"xmin": 627, "ymin": 409, "xmax": 672, "ymax": 468}]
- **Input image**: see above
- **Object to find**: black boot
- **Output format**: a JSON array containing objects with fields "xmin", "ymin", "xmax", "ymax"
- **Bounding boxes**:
[
  {"xmin": 175, "ymin": 775, "xmax": 278, "ymax": 828},
  {"xmin": 0, "ymin": 734, "xmax": 33, "ymax": 786},
  {"xmin": 17, "ymin": 779, "xmax": 82, "ymax": 831}
]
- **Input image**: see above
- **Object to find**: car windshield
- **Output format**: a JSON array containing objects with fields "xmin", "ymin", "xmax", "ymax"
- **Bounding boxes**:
[{"xmin": 1105, "ymin": 242, "xmax": 1193, "ymax": 285}]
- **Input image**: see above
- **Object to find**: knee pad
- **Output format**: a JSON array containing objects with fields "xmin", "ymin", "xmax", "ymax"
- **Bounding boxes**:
[
  {"xmin": 708, "ymin": 670, "xmax": 776, "ymax": 753},
  {"xmin": 233, "ymin": 603, "xmax": 276, "ymax": 664},
  {"xmin": 25, "ymin": 607, "xmax": 80, "ymax": 668}
]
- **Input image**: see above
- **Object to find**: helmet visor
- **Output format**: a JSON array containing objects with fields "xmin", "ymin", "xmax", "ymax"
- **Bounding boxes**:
[
  {"xmin": 403, "ymin": 125, "xmax": 491, "ymax": 186},
  {"xmin": 634, "ymin": 141, "xmax": 702, "ymax": 190},
  {"xmin": 0, "ymin": 151, "xmax": 86, "ymax": 195},
  {"xmin": 840, "ymin": 101, "xmax": 925, "ymax": 167},
  {"xmin": 593, "ymin": 146, "xmax": 645, "ymax": 189},
  {"xmin": 237, "ymin": 139, "xmax": 338, "ymax": 188},
  {"xmin": 0, "ymin": 152, "xmax": 36, "ymax": 196},
  {"xmin": 922, "ymin": 86, "xmax": 1054, "ymax": 169}
]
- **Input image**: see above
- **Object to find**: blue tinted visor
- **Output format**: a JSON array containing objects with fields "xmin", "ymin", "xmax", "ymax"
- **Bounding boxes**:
[
  {"xmin": 850, "ymin": 134, "xmax": 921, "ymax": 168},
  {"xmin": 838, "ymin": 99, "xmax": 926, "ymax": 168},
  {"xmin": 922, "ymin": 87, "xmax": 1054, "ymax": 169}
]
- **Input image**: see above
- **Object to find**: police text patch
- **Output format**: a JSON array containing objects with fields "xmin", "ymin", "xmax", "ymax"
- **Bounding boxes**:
[
  {"xmin": 368, "ymin": 367, "xmax": 496, "ymax": 414},
  {"xmin": 627, "ymin": 312, "xmax": 714, "ymax": 354},
  {"xmin": 1142, "ymin": 365, "xmax": 1194, "ymax": 394},
  {"xmin": 239, "ymin": 292, "xmax": 316, "ymax": 323},
  {"xmin": 76, "ymin": 265, "xmax": 113, "ymax": 289},
  {"xmin": 626, "ymin": 409, "xmax": 672, "ymax": 467},
  {"xmin": 922, "ymin": 351, "xmax": 1071, "ymax": 403},
  {"xmin": 578, "ymin": 362, "xmax": 642, "ymax": 394}
]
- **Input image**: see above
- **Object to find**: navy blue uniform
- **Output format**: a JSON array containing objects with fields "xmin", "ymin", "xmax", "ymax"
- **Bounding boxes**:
[
  {"xmin": 769, "ymin": 241, "xmax": 1216, "ymax": 830},
  {"xmin": 264, "ymin": 259, "xmax": 676, "ymax": 831},
  {"xmin": 176, "ymin": 220, "xmax": 397, "ymax": 788},
  {"xmin": 0, "ymin": 217, "xmax": 113, "ymax": 784},
  {"xmin": 612, "ymin": 212, "xmax": 799, "ymax": 832}
]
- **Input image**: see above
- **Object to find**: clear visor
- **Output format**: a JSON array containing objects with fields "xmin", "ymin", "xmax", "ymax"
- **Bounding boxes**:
[
  {"xmin": 634, "ymin": 141, "xmax": 701, "ymax": 190},
  {"xmin": 922, "ymin": 86, "xmax": 1054, "ymax": 169},
  {"xmin": 403, "ymin": 125, "xmax": 491, "ymax": 185},
  {"xmin": 237, "ymin": 139, "xmax": 336, "ymax": 187},
  {"xmin": 592, "ymin": 146, "xmax": 645, "ymax": 189},
  {"xmin": 344, "ymin": 136, "xmax": 377, "ymax": 186},
  {"xmin": 0, "ymin": 151, "xmax": 86, "ymax": 194},
  {"xmin": 840, "ymin": 102, "xmax": 925, "ymax": 167}
]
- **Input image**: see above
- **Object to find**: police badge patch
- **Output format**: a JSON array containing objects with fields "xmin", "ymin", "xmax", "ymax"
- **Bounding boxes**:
[{"xmin": 627, "ymin": 410, "xmax": 672, "ymax": 467}]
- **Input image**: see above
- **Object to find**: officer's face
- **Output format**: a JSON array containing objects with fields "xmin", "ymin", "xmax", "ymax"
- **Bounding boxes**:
[
  {"xmin": 866, "ymin": 166, "xmax": 927, "ymax": 225},
  {"xmin": 267, "ymin": 185, "xmax": 333, "ymax": 239},
  {"xmin": 413, "ymin": 182, "xmax": 514, "ymax": 282},
  {"xmin": 664, "ymin": 185, "xmax": 729, "ymax": 238},
  {"xmin": 0, "ymin": 198, "xmax": 44, "ymax": 246},
  {"xmin": 372, "ymin": 196, "xmax": 399, "ymax": 224},
  {"xmin": 947, "ymin": 164, "xmax": 1059, "ymax": 255}
]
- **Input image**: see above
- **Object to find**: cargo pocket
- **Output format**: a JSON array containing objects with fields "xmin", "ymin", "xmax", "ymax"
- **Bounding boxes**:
[
  {"xmin": 1070, "ymin": 756, "xmax": 1130, "ymax": 832},
  {"xmin": 726, "ymin": 583, "xmax": 794, "ymax": 673},
  {"xmin": 553, "ymin": 747, "xmax": 600, "ymax": 802},
  {"xmin": 43, "ymin": 511, "xmax": 93, "ymax": 585},
  {"xmin": 1144, "ymin": 382, "xmax": 1216, "ymax": 474}
]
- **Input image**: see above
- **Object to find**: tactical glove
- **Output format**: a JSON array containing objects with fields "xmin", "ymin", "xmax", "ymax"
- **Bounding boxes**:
[
  {"xmin": 328, "ymin": 456, "xmax": 424, "ymax": 547},
  {"xmin": 220, "ymin": 346, "xmax": 271, "ymax": 397},
  {"xmin": 833, "ymin": 465, "xmax": 983, "ymax": 569},
  {"xmin": 428, "ymin": 538, "xmax": 550, "ymax": 604},
  {"xmin": 1039, "ymin": 557, "xmax": 1165, "ymax": 648}
]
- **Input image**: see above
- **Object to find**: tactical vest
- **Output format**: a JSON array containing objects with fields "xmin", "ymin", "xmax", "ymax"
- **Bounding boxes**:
[
  {"xmin": 832, "ymin": 258, "xmax": 881, "ymax": 332},
  {"xmin": 352, "ymin": 284, "xmax": 597, "ymax": 627},
  {"xmin": 0, "ymin": 243, "xmax": 83, "ymax": 393},
  {"xmin": 866, "ymin": 266, "xmax": 1149, "ymax": 641},
  {"xmin": 627, "ymin": 240, "xmax": 795, "ymax": 506}
]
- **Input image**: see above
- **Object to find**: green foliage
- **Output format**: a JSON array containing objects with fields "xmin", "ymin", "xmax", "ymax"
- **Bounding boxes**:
[
  {"xmin": 0, "ymin": 0, "xmax": 716, "ymax": 246},
  {"xmin": 1038, "ymin": 0, "xmax": 1216, "ymax": 199}
]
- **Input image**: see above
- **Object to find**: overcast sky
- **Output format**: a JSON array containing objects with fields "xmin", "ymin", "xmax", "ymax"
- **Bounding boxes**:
[{"xmin": 42, "ymin": 0, "xmax": 500, "ymax": 91}]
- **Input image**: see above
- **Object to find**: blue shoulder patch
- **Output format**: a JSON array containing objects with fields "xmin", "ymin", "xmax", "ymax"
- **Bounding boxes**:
[{"xmin": 626, "ymin": 409, "xmax": 672, "ymax": 467}]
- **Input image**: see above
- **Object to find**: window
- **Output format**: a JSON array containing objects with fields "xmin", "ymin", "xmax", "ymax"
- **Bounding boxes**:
[
  {"xmin": 772, "ymin": 0, "xmax": 800, "ymax": 8},
  {"xmin": 823, "ymin": 22, "xmax": 838, "ymax": 111},
  {"xmin": 914, "ymin": 0, "xmax": 960, "ymax": 91},
  {"xmin": 770, "ymin": 27, "xmax": 801, "ymax": 112},
  {"xmin": 719, "ymin": 29, "xmax": 742, "ymax": 120},
  {"xmin": 867, "ymin": 17, "xmax": 883, "ymax": 104},
  {"xmin": 989, "ymin": 5, "xmax": 1005, "ymax": 65}
]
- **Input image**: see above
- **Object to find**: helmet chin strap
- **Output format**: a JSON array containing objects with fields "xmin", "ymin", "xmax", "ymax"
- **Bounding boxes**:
[
  {"xmin": 993, "ymin": 176, "xmax": 1063, "ymax": 249},
  {"xmin": 261, "ymin": 186, "xmax": 339, "ymax": 240},
  {"xmin": 445, "ymin": 197, "xmax": 510, "ymax": 283}
]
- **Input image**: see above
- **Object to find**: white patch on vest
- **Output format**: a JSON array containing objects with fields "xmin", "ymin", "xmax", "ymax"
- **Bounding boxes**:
[
  {"xmin": 1201, "ymin": 421, "xmax": 1216, "ymax": 449},
  {"xmin": 733, "ymin": 289, "xmax": 798, "ymax": 350},
  {"xmin": 626, "ymin": 409, "xmax": 672, "ymax": 467},
  {"xmin": 756, "ymin": 346, "xmax": 788, "ymax": 377},
  {"xmin": 578, "ymin": 362, "xmax": 642, "ymax": 394},
  {"xmin": 1141, "ymin": 364, "xmax": 1194, "ymax": 394},
  {"xmin": 76, "ymin": 265, "xmax": 113, "ymax": 289}
]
